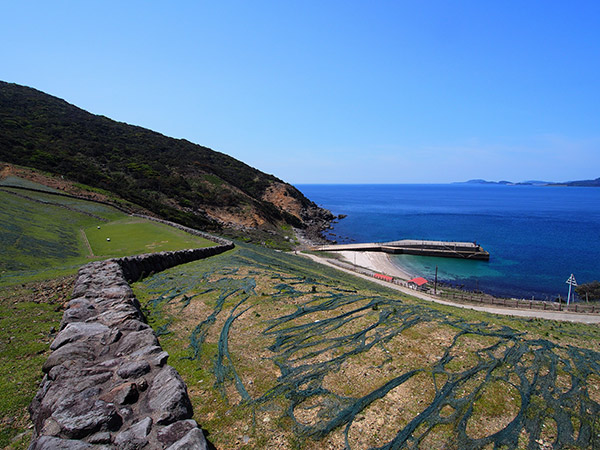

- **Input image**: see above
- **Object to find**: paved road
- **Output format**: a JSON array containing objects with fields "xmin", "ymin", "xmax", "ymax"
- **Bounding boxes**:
[{"xmin": 301, "ymin": 253, "xmax": 600, "ymax": 324}]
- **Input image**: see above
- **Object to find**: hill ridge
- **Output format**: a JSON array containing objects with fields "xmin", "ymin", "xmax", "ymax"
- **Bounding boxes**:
[{"xmin": 0, "ymin": 81, "xmax": 333, "ymax": 243}]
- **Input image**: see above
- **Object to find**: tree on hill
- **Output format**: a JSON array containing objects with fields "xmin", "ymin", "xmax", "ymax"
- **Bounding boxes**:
[{"xmin": 575, "ymin": 281, "xmax": 600, "ymax": 301}]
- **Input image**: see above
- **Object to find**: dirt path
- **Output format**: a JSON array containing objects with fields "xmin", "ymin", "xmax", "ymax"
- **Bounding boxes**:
[
  {"xmin": 80, "ymin": 229, "xmax": 94, "ymax": 257},
  {"xmin": 301, "ymin": 253, "xmax": 600, "ymax": 324}
]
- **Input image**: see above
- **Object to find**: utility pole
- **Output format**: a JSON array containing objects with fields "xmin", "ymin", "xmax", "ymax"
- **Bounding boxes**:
[
  {"xmin": 566, "ymin": 274, "xmax": 577, "ymax": 307},
  {"xmin": 434, "ymin": 265, "xmax": 438, "ymax": 295}
]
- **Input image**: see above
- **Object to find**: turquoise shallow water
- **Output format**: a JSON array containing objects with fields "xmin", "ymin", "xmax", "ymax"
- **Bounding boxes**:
[{"xmin": 296, "ymin": 184, "xmax": 600, "ymax": 300}]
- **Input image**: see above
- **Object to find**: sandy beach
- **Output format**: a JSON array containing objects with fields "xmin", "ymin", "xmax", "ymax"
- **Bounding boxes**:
[
  {"xmin": 335, "ymin": 250, "xmax": 414, "ymax": 280},
  {"xmin": 298, "ymin": 250, "xmax": 600, "ymax": 325},
  {"xmin": 294, "ymin": 226, "xmax": 416, "ymax": 283},
  {"xmin": 296, "ymin": 232, "xmax": 600, "ymax": 324}
]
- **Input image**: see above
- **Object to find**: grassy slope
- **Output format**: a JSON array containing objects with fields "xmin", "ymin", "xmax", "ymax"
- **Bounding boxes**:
[
  {"xmin": 0, "ymin": 81, "xmax": 320, "ymax": 233},
  {"xmin": 0, "ymin": 187, "xmax": 213, "ymax": 286},
  {"xmin": 84, "ymin": 217, "xmax": 214, "ymax": 257},
  {"xmin": 0, "ymin": 186, "xmax": 217, "ymax": 448},
  {"xmin": 134, "ymin": 244, "xmax": 600, "ymax": 450},
  {"xmin": 0, "ymin": 189, "xmax": 102, "ymax": 284},
  {"xmin": 0, "ymin": 279, "xmax": 73, "ymax": 449}
]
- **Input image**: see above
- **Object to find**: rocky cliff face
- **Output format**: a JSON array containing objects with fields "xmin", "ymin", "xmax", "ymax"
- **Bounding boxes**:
[{"xmin": 261, "ymin": 182, "xmax": 304, "ymax": 220}]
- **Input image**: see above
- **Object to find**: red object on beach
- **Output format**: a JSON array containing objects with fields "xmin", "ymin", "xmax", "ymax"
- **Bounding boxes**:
[
  {"xmin": 408, "ymin": 277, "xmax": 428, "ymax": 286},
  {"xmin": 374, "ymin": 273, "xmax": 393, "ymax": 282}
]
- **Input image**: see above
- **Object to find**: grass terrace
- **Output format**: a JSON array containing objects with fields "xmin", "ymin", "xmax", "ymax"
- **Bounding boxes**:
[{"xmin": 0, "ymin": 186, "xmax": 213, "ymax": 287}]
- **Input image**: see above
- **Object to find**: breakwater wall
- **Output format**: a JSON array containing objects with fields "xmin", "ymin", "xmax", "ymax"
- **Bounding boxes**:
[
  {"xmin": 316, "ymin": 239, "xmax": 490, "ymax": 261},
  {"xmin": 29, "ymin": 240, "xmax": 234, "ymax": 449}
]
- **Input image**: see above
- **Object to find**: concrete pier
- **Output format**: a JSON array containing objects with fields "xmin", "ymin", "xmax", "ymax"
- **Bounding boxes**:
[{"xmin": 315, "ymin": 239, "xmax": 490, "ymax": 260}]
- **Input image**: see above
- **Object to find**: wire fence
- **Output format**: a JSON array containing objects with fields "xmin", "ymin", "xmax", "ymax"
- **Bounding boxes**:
[{"xmin": 324, "ymin": 257, "xmax": 600, "ymax": 315}]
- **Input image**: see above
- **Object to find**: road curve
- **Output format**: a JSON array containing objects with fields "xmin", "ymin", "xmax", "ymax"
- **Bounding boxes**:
[{"xmin": 300, "ymin": 253, "xmax": 600, "ymax": 324}]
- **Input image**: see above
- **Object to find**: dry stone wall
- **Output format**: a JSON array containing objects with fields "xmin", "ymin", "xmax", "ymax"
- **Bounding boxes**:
[{"xmin": 29, "ymin": 239, "xmax": 234, "ymax": 449}]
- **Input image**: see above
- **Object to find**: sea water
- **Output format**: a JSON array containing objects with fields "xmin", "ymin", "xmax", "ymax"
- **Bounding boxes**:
[{"xmin": 296, "ymin": 184, "xmax": 600, "ymax": 300}]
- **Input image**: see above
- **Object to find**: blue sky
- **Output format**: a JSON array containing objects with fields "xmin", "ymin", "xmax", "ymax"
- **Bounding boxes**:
[{"xmin": 2, "ymin": 1, "xmax": 599, "ymax": 183}]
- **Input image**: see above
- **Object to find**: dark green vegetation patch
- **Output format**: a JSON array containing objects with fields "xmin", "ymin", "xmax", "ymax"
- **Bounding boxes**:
[
  {"xmin": 0, "ymin": 188, "xmax": 112, "ymax": 282},
  {"xmin": 0, "ymin": 81, "xmax": 320, "ymax": 233},
  {"xmin": 135, "ymin": 244, "xmax": 600, "ymax": 449}
]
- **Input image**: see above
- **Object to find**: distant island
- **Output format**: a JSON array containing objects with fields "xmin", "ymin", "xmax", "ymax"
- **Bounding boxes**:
[
  {"xmin": 550, "ymin": 177, "xmax": 600, "ymax": 187},
  {"xmin": 455, "ymin": 178, "xmax": 600, "ymax": 187}
]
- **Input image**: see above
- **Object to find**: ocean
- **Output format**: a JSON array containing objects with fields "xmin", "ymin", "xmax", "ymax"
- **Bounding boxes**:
[{"xmin": 296, "ymin": 184, "xmax": 600, "ymax": 300}]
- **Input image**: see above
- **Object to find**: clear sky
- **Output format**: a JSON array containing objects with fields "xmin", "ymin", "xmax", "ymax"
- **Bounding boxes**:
[{"xmin": 2, "ymin": 1, "xmax": 599, "ymax": 183}]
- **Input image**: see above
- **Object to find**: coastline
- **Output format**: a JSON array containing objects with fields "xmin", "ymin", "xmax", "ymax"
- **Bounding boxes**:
[
  {"xmin": 332, "ymin": 251, "xmax": 415, "ymax": 280},
  {"xmin": 300, "ymin": 252, "xmax": 600, "ymax": 324},
  {"xmin": 294, "ymin": 228, "xmax": 416, "ymax": 282},
  {"xmin": 295, "ymin": 184, "xmax": 600, "ymax": 300},
  {"xmin": 294, "ymin": 229, "xmax": 600, "ymax": 323}
]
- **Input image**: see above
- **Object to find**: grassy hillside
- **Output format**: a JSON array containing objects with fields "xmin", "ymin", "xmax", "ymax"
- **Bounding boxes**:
[
  {"xmin": 134, "ymin": 243, "xmax": 600, "ymax": 450},
  {"xmin": 0, "ymin": 279, "xmax": 70, "ymax": 449},
  {"xmin": 0, "ymin": 184, "xmax": 219, "ymax": 448},
  {"xmin": 0, "ymin": 81, "xmax": 332, "ymax": 236},
  {"xmin": 3, "ymin": 176, "xmax": 600, "ymax": 449},
  {"xmin": 0, "ymin": 149, "xmax": 600, "ymax": 450},
  {"xmin": 0, "ymin": 182, "xmax": 213, "ymax": 286}
]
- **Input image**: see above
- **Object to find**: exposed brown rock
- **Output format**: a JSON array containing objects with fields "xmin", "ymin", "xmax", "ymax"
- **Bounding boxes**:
[{"xmin": 262, "ymin": 182, "xmax": 303, "ymax": 220}]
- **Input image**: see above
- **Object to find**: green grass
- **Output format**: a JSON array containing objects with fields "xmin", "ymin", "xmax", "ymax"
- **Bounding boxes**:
[
  {"xmin": 0, "ymin": 190, "xmax": 218, "ymax": 287},
  {"xmin": 0, "ymin": 303, "xmax": 59, "ymax": 448},
  {"xmin": 0, "ymin": 190, "xmax": 100, "ymax": 285},
  {"xmin": 0, "ymin": 187, "xmax": 222, "ymax": 446},
  {"xmin": 0, "ymin": 176, "xmax": 62, "ymax": 193},
  {"xmin": 0, "ymin": 279, "xmax": 68, "ymax": 448},
  {"xmin": 84, "ymin": 217, "xmax": 214, "ymax": 257}
]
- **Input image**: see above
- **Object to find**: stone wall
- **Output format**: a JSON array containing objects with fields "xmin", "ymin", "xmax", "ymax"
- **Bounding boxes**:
[
  {"xmin": 29, "ymin": 240, "xmax": 234, "ymax": 449},
  {"xmin": 117, "ymin": 245, "xmax": 233, "ymax": 283}
]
